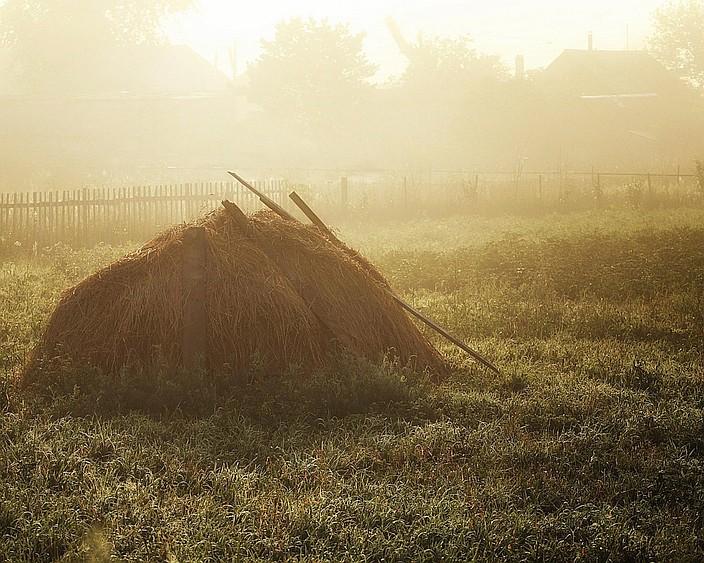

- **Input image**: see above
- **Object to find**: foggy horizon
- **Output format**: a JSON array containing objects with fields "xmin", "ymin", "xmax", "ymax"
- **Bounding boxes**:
[
  {"xmin": 1, "ymin": 0, "xmax": 702, "ymax": 187},
  {"xmin": 165, "ymin": 0, "xmax": 665, "ymax": 80}
]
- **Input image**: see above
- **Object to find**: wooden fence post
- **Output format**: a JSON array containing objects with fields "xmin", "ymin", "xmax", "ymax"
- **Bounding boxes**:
[
  {"xmin": 31, "ymin": 192, "xmax": 38, "ymax": 246},
  {"xmin": 0, "ymin": 193, "xmax": 5, "ymax": 236},
  {"xmin": 647, "ymin": 173, "xmax": 653, "ymax": 201},
  {"xmin": 11, "ymin": 193, "xmax": 17, "ymax": 239},
  {"xmin": 182, "ymin": 225, "xmax": 208, "ymax": 372},
  {"xmin": 340, "ymin": 177, "xmax": 348, "ymax": 209},
  {"xmin": 596, "ymin": 173, "xmax": 602, "ymax": 205}
]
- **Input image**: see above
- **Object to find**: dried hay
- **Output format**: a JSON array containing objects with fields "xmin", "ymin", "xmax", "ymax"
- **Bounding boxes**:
[{"xmin": 22, "ymin": 207, "xmax": 445, "ymax": 390}]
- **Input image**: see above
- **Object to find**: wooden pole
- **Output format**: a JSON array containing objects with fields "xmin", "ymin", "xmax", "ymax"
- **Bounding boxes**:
[
  {"xmin": 287, "ymin": 189, "xmax": 501, "ymax": 375},
  {"xmin": 228, "ymin": 170, "xmax": 294, "ymax": 221},
  {"xmin": 289, "ymin": 191, "xmax": 331, "ymax": 233},
  {"xmin": 182, "ymin": 225, "xmax": 208, "ymax": 372}
]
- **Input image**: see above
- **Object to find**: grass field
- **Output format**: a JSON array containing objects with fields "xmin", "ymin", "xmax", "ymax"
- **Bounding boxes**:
[{"xmin": 1, "ymin": 208, "xmax": 703, "ymax": 561}]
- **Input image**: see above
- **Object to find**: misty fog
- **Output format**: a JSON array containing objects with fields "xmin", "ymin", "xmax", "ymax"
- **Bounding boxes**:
[{"xmin": 1, "ymin": 0, "xmax": 702, "ymax": 189}]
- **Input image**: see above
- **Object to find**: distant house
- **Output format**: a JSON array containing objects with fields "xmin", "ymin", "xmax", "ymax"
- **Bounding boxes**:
[
  {"xmin": 532, "ymin": 49, "xmax": 703, "ymax": 169},
  {"xmin": 543, "ymin": 49, "xmax": 686, "ymax": 98},
  {"xmin": 0, "ymin": 44, "xmax": 256, "ymax": 188}
]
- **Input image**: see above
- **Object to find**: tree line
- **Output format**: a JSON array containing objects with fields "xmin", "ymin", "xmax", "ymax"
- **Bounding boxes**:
[{"xmin": 1, "ymin": 0, "xmax": 703, "ymax": 185}]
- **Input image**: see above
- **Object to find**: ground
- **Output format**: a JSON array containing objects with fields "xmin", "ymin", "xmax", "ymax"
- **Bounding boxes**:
[{"xmin": 1, "ymin": 207, "xmax": 703, "ymax": 561}]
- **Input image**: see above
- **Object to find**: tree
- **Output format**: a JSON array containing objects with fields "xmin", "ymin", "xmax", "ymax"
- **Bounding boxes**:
[
  {"xmin": 247, "ymin": 18, "xmax": 377, "ymax": 135},
  {"xmin": 0, "ymin": 0, "xmax": 192, "ymax": 93},
  {"xmin": 385, "ymin": 31, "xmax": 508, "ymax": 167},
  {"xmin": 650, "ymin": 0, "xmax": 704, "ymax": 89},
  {"xmin": 399, "ymin": 35, "xmax": 505, "ymax": 92}
]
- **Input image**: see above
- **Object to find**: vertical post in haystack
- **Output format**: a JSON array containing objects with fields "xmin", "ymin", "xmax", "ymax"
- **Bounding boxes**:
[{"xmin": 182, "ymin": 225, "xmax": 208, "ymax": 372}]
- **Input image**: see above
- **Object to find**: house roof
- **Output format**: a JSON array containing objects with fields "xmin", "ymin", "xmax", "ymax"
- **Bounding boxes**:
[
  {"xmin": 102, "ymin": 44, "xmax": 231, "ymax": 97},
  {"xmin": 0, "ymin": 43, "xmax": 231, "ymax": 99},
  {"xmin": 544, "ymin": 49, "xmax": 684, "ymax": 97}
]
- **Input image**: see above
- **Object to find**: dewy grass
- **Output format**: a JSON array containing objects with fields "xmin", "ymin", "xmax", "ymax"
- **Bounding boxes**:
[{"xmin": 0, "ymin": 208, "xmax": 703, "ymax": 561}]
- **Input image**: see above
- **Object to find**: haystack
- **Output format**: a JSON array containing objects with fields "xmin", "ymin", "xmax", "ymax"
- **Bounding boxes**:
[{"xmin": 22, "ymin": 206, "xmax": 445, "ymax": 389}]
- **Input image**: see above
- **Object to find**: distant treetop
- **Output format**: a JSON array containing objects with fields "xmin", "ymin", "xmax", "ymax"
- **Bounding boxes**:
[{"xmin": 650, "ymin": 0, "xmax": 704, "ymax": 90}]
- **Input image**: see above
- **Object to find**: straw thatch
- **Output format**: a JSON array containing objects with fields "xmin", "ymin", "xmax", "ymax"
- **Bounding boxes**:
[{"xmin": 22, "ymin": 207, "xmax": 445, "ymax": 389}]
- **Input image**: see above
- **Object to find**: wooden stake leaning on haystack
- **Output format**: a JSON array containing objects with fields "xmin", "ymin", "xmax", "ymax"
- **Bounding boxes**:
[
  {"xmin": 227, "ymin": 171, "xmax": 501, "ymax": 376},
  {"xmin": 288, "ymin": 191, "xmax": 502, "ymax": 376}
]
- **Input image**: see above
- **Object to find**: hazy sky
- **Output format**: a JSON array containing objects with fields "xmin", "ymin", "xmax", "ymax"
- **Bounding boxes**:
[{"xmin": 165, "ymin": 0, "xmax": 667, "ymax": 80}]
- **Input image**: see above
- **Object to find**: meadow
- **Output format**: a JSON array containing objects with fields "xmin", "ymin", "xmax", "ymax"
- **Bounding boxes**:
[{"xmin": 1, "ymin": 207, "xmax": 703, "ymax": 561}]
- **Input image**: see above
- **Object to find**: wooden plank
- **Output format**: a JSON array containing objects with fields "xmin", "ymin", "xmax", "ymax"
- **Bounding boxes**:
[
  {"xmin": 30, "ymin": 192, "xmax": 37, "ymax": 246},
  {"xmin": 3, "ymin": 192, "xmax": 8, "ymax": 232},
  {"xmin": 115, "ymin": 187, "xmax": 120, "ymax": 239},
  {"xmin": 144, "ymin": 185, "xmax": 150, "ymax": 238},
  {"xmin": 82, "ymin": 188, "xmax": 89, "ymax": 245},
  {"xmin": 121, "ymin": 187, "xmax": 127, "ymax": 238},
  {"xmin": 155, "ymin": 184, "xmax": 161, "ymax": 229},
  {"xmin": 127, "ymin": 186, "xmax": 134, "ymax": 239},
  {"xmin": 39, "ymin": 191, "xmax": 45, "ymax": 247},
  {"xmin": 132, "ymin": 185, "xmax": 138, "ymax": 239},
  {"xmin": 11, "ymin": 193, "xmax": 17, "ymax": 239},
  {"xmin": 60, "ymin": 190, "xmax": 65, "ymax": 243},
  {"xmin": 169, "ymin": 184, "xmax": 175, "ymax": 225},
  {"xmin": 46, "ymin": 191, "xmax": 53, "ymax": 244},
  {"xmin": 91, "ymin": 188, "xmax": 97, "ymax": 243},
  {"xmin": 65, "ymin": 190, "xmax": 71, "ymax": 244},
  {"xmin": 0, "ymin": 193, "xmax": 6, "ymax": 236},
  {"xmin": 158, "ymin": 184, "xmax": 164, "ymax": 227},
  {"xmin": 137, "ymin": 185, "xmax": 143, "ymax": 239},
  {"xmin": 108, "ymin": 187, "xmax": 115, "ymax": 243},
  {"xmin": 160, "ymin": 184, "xmax": 167, "ymax": 228},
  {"xmin": 22, "ymin": 192, "xmax": 28, "ymax": 242},
  {"xmin": 99, "ymin": 187, "xmax": 105, "ymax": 243}
]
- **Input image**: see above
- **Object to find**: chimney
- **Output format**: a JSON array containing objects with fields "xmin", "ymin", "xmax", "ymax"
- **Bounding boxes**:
[
  {"xmin": 515, "ymin": 54, "xmax": 525, "ymax": 80},
  {"xmin": 588, "ymin": 32, "xmax": 593, "ymax": 51}
]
